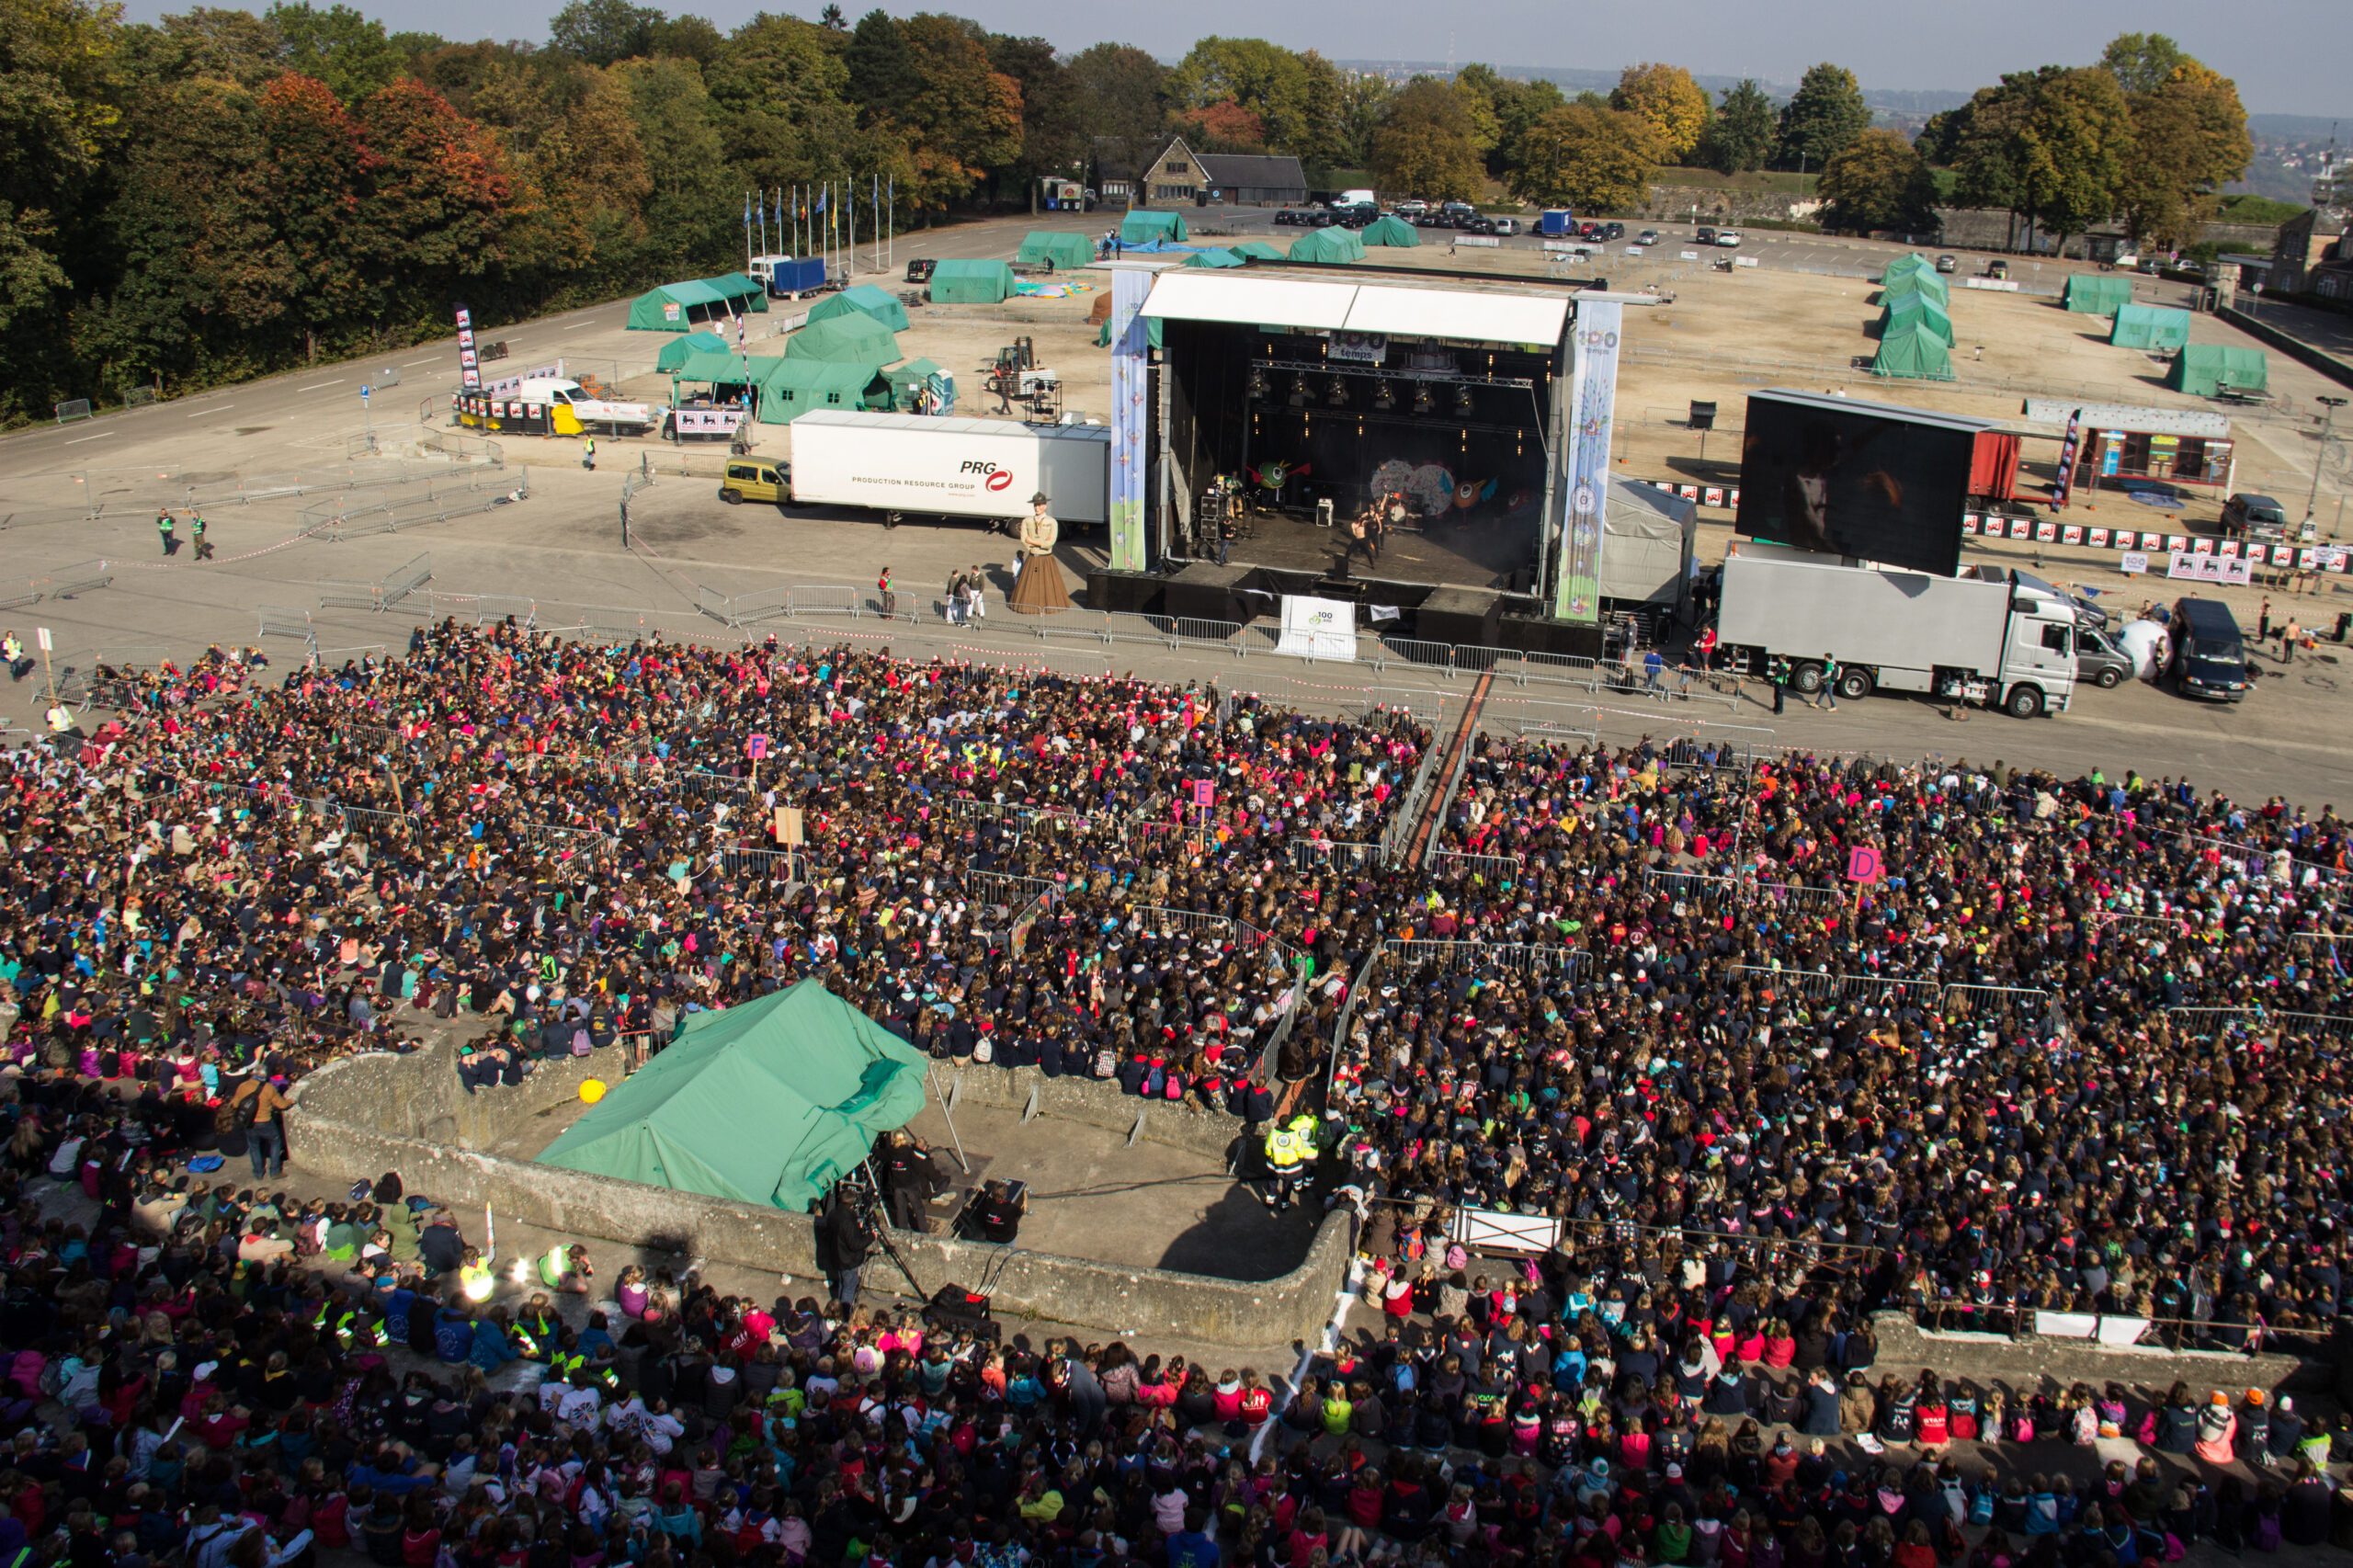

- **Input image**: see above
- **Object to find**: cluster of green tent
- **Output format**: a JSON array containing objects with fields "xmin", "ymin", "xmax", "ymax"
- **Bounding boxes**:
[
  {"xmin": 2167, "ymin": 343, "xmax": 2269, "ymax": 396},
  {"xmin": 928, "ymin": 258, "xmax": 1017, "ymax": 304},
  {"xmin": 1288, "ymin": 225, "xmax": 1368, "ymax": 264},
  {"xmin": 1016, "ymin": 231, "xmax": 1094, "ymax": 269},
  {"xmin": 626, "ymin": 274, "xmax": 768, "ymax": 331},
  {"xmin": 1870, "ymin": 254, "xmax": 1956, "ymax": 381},
  {"xmin": 1120, "ymin": 210, "xmax": 1188, "ymax": 244},
  {"xmin": 2110, "ymin": 303, "xmax": 2192, "ymax": 351},
  {"xmin": 2065, "ymin": 273, "xmax": 2136, "ymax": 314},
  {"xmin": 665, "ymin": 282, "xmax": 951, "ymax": 425}
]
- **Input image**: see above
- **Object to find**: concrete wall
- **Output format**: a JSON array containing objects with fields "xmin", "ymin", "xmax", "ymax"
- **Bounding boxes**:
[
  {"xmin": 1876, "ymin": 1312, "xmax": 2313, "ymax": 1396},
  {"xmin": 2217, "ymin": 304, "xmax": 2353, "ymax": 392},
  {"xmin": 285, "ymin": 1042, "xmax": 1350, "ymax": 1346},
  {"xmin": 1643, "ymin": 186, "xmax": 1820, "ymax": 226},
  {"xmin": 938, "ymin": 1062, "xmax": 1245, "ymax": 1164}
]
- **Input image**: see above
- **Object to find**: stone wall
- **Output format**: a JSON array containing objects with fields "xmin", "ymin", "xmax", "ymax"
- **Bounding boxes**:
[
  {"xmin": 1643, "ymin": 186, "xmax": 1822, "ymax": 226},
  {"xmin": 284, "ymin": 1042, "xmax": 1350, "ymax": 1346},
  {"xmin": 1874, "ymin": 1312, "xmax": 2313, "ymax": 1395}
]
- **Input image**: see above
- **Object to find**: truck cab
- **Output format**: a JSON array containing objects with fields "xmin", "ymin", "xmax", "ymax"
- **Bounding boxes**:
[{"xmin": 719, "ymin": 460, "xmax": 789, "ymax": 506}]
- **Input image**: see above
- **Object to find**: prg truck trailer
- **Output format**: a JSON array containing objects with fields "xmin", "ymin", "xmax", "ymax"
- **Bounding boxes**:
[
  {"xmin": 737, "ymin": 410, "xmax": 1110, "ymax": 528},
  {"xmin": 1716, "ymin": 542, "xmax": 2079, "ymax": 717}
]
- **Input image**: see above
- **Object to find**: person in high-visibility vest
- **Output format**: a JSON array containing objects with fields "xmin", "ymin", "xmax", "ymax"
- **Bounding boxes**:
[
  {"xmin": 458, "ymin": 1244, "xmax": 496, "ymax": 1303},
  {"xmin": 1262, "ymin": 1113, "xmax": 1318, "ymax": 1212},
  {"xmin": 538, "ymin": 1242, "xmax": 592, "ymax": 1294}
]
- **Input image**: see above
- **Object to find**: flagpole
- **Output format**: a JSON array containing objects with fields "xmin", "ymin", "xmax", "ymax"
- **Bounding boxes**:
[
  {"xmin": 848, "ymin": 178, "xmax": 858, "ymax": 281},
  {"xmin": 887, "ymin": 176, "xmax": 893, "ymax": 272},
  {"xmin": 744, "ymin": 190, "xmax": 753, "ymax": 273},
  {"xmin": 757, "ymin": 191, "xmax": 767, "ymax": 262},
  {"xmin": 872, "ymin": 172, "xmax": 881, "ymax": 273}
]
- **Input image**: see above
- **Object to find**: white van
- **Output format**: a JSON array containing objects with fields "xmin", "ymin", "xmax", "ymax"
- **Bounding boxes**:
[{"xmin": 1337, "ymin": 188, "xmax": 1377, "ymax": 209}]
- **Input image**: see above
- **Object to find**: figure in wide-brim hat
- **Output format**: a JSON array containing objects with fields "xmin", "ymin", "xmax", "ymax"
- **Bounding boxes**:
[{"xmin": 1008, "ymin": 493, "xmax": 1072, "ymax": 614}]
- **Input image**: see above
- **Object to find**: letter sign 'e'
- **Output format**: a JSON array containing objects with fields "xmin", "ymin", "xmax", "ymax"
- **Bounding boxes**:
[
  {"xmin": 1846, "ymin": 845, "xmax": 1881, "ymax": 883},
  {"xmin": 1192, "ymin": 779, "xmax": 1215, "ymax": 808}
]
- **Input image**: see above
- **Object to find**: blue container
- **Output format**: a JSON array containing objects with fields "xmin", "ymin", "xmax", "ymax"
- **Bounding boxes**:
[{"xmin": 1540, "ymin": 210, "xmax": 1574, "ymax": 236}]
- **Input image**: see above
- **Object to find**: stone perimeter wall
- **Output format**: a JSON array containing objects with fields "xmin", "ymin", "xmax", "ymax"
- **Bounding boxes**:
[{"xmin": 285, "ymin": 1042, "xmax": 1350, "ymax": 1347}]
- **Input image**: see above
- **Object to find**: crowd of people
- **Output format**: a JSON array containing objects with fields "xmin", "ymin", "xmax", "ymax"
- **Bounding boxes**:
[{"xmin": 0, "ymin": 619, "xmax": 2348, "ymax": 1568}]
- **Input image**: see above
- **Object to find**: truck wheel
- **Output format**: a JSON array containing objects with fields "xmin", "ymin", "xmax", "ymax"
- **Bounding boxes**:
[
  {"xmin": 2004, "ymin": 684, "xmax": 2045, "ymax": 719},
  {"xmin": 1835, "ymin": 667, "xmax": 1874, "ymax": 700},
  {"xmin": 2095, "ymin": 665, "xmax": 2123, "ymax": 689},
  {"xmin": 1790, "ymin": 661, "xmax": 1824, "ymax": 694},
  {"xmin": 720, "ymin": 488, "xmax": 742, "ymax": 506}
]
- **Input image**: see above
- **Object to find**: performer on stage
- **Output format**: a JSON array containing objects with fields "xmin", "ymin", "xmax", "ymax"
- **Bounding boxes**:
[{"xmin": 1006, "ymin": 492, "xmax": 1072, "ymax": 615}]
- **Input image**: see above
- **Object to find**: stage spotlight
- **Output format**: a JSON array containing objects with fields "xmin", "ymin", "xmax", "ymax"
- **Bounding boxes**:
[
  {"xmin": 1372, "ymin": 380, "xmax": 1395, "ymax": 412},
  {"xmin": 1246, "ymin": 367, "xmax": 1268, "ymax": 401},
  {"xmin": 1453, "ymin": 383, "xmax": 1474, "ymax": 416},
  {"xmin": 1288, "ymin": 374, "xmax": 1308, "ymax": 409},
  {"xmin": 1412, "ymin": 382, "xmax": 1434, "ymax": 415},
  {"xmin": 1327, "ymin": 377, "xmax": 1349, "ymax": 407}
]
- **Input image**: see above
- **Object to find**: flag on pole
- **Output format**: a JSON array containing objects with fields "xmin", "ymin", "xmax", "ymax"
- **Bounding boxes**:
[{"xmin": 816, "ymin": 186, "xmax": 826, "ymax": 213}]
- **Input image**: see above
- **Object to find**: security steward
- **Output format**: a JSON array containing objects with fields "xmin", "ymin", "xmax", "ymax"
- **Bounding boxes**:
[
  {"xmin": 968, "ymin": 1178, "xmax": 1028, "ymax": 1244},
  {"xmin": 1262, "ymin": 1113, "xmax": 1318, "ymax": 1211}
]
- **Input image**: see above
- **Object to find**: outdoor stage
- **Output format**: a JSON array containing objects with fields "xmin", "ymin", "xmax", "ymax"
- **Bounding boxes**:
[{"xmin": 1205, "ymin": 499, "xmax": 1543, "ymax": 592}]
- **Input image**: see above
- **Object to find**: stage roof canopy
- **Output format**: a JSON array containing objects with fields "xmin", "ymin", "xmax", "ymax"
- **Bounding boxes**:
[{"xmin": 1141, "ymin": 271, "xmax": 1570, "ymax": 348}]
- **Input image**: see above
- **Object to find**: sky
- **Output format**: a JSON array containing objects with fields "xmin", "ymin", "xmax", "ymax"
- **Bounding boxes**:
[{"xmin": 121, "ymin": 0, "xmax": 2353, "ymax": 119}]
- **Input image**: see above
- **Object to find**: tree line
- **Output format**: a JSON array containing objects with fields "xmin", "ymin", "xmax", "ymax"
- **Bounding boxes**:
[{"xmin": 0, "ymin": 0, "xmax": 2256, "ymax": 426}]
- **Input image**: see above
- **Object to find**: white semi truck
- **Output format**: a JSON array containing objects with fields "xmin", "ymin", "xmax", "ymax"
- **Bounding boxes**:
[
  {"xmin": 1715, "ymin": 541, "xmax": 2079, "ymax": 717},
  {"xmin": 725, "ymin": 410, "xmax": 1110, "ymax": 528}
]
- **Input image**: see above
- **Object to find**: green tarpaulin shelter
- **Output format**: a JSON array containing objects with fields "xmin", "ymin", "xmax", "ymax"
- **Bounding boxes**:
[
  {"xmin": 654, "ymin": 331, "xmax": 729, "ymax": 372},
  {"xmin": 928, "ymin": 258, "xmax": 1016, "ymax": 304},
  {"xmin": 1881, "ymin": 276, "xmax": 1949, "ymax": 309},
  {"xmin": 1120, "ymin": 210, "xmax": 1188, "ymax": 244},
  {"xmin": 2167, "ymin": 344, "xmax": 2268, "ymax": 396},
  {"xmin": 881, "ymin": 358, "xmax": 953, "ymax": 412},
  {"xmin": 1872, "ymin": 324, "xmax": 1954, "ymax": 381},
  {"xmin": 1361, "ymin": 214, "xmax": 1422, "ymax": 247},
  {"xmin": 1286, "ymin": 226, "xmax": 1368, "ymax": 264},
  {"xmin": 1097, "ymin": 315, "xmax": 1165, "ymax": 348},
  {"xmin": 808, "ymin": 283, "xmax": 911, "ymax": 334},
  {"xmin": 1229, "ymin": 240, "xmax": 1286, "ymax": 260},
  {"xmin": 2110, "ymin": 303, "xmax": 2192, "ymax": 351},
  {"xmin": 626, "ymin": 275, "xmax": 767, "ymax": 331},
  {"xmin": 536, "ymin": 980, "xmax": 928, "ymax": 1210},
  {"xmin": 1017, "ymin": 231, "xmax": 1096, "ymax": 268},
  {"xmin": 754, "ymin": 359, "xmax": 892, "ymax": 424},
  {"xmin": 670, "ymin": 348, "xmax": 773, "ymax": 388},
  {"xmin": 782, "ymin": 312, "xmax": 900, "ymax": 364},
  {"xmin": 1183, "ymin": 247, "xmax": 1244, "ymax": 268},
  {"xmin": 1881, "ymin": 254, "xmax": 1932, "ymax": 281},
  {"xmin": 1882, "ymin": 293, "xmax": 1954, "ymax": 346},
  {"xmin": 2065, "ymin": 274, "xmax": 2135, "ymax": 314}
]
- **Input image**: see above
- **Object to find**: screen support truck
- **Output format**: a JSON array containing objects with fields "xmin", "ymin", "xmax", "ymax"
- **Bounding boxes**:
[{"xmin": 719, "ymin": 409, "xmax": 1110, "ymax": 531}]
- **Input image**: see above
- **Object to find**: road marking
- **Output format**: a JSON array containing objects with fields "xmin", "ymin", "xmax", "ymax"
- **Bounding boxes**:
[
  {"xmin": 404, "ymin": 358, "xmax": 439, "ymax": 368},
  {"xmin": 185, "ymin": 403, "xmax": 232, "ymax": 417},
  {"xmin": 299, "ymin": 379, "xmax": 345, "ymax": 392},
  {"xmin": 64, "ymin": 430, "xmax": 116, "ymax": 444},
  {"xmin": 563, "ymin": 324, "xmax": 595, "ymax": 332}
]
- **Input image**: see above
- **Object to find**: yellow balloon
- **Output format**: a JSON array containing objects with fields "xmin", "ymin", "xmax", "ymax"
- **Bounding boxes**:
[{"xmin": 579, "ymin": 1079, "xmax": 608, "ymax": 1104}]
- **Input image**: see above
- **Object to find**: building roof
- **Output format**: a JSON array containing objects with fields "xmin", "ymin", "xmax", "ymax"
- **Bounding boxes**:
[
  {"xmin": 1140, "ymin": 270, "xmax": 1571, "ymax": 348},
  {"xmin": 1195, "ymin": 153, "xmax": 1308, "ymax": 189}
]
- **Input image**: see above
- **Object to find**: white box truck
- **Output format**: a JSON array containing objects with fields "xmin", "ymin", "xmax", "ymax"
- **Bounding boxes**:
[
  {"xmin": 1716, "ymin": 541, "xmax": 2078, "ymax": 717},
  {"xmin": 770, "ymin": 410, "xmax": 1110, "ymax": 528}
]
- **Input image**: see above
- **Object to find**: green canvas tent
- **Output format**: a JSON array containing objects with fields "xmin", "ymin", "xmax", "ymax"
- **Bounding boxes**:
[
  {"xmin": 2065, "ymin": 274, "xmax": 2135, "ymax": 314},
  {"xmin": 1017, "ymin": 231, "xmax": 1096, "ymax": 269},
  {"xmin": 1229, "ymin": 240, "xmax": 1286, "ymax": 260},
  {"xmin": 928, "ymin": 258, "xmax": 1016, "ymax": 303},
  {"xmin": 754, "ymin": 359, "xmax": 892, "ymax": 424},
  {"xmin": 1286, "ymin": 226, "xmax": 1368, "ymax": 263},
  {"xmin": 781, "ymin": 312, "xmax": 900, "ymax": 364},
  {"xmin": 654, "ymin": 330, "xmax": 729, "ymax": 372},
  {"xmin": 808, "ymin": 283, "xmax": 911, "ymax": 334},
  {"xmin": 1881, "ymin": 293, "xmax": 1954, "ymax": 346},
  {"xmin": 2109, "ymin": 303, "xmax": 2192, "ymax": 351},
  {"xmin": 1097, "ymin": 315, "xmax": 1165, "ymax": 348},
  {"xmin": 626, "ymin": 274, "xmax": 767, "ymax": 330},
  {"xmin": 1361, "ymin": 213, "xmax": 1421, "ymax": 246},
  {"xmin": 1120, "ymin": 210, "xmax": 1188, "ymax": 244},
  {"xmin": 1881, "ymin": 254, "xmax": 1932, "ymax": 282},
  {"xmin": 1183, "ymin": 247, "xmax": 1244, "ymax": 268},
  {"xmin": 881, "ymin": 358, "xmax": 953, "ymax": 413},
  {"xmin": 2166, "ymin": 344, "xmax": 2268, "ymax": 396},
  {"xmin": 1881, "ymin": 274, "xmax": 1949, "ymax": 308},
  {"xmin": 669, "ymin": 348, "xmax": 775, "ymax": 389},
  {"xmin": 1872, "ymin": 324, "xmax": 1954, "ymax": 381},
  {"xmin": 535, "ymin": 980, "xmax": 928, "ymax": 1210}
]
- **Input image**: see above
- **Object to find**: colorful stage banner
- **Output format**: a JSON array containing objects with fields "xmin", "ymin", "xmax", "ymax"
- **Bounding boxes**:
[
  {"xmin": 1108, "ymin": 268, "xmax": 1151, "ymax": 573},
  {"xmin": 1552, "ymin": 300, "xmax": 1621, "ymax": 623}
]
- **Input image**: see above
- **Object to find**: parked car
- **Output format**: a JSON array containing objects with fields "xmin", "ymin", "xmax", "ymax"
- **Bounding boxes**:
[
  {"xmin": 1715, "ymin": 231, "xmax": 1743, "ymax": 247},
  {"xmin": 1274, "ymin": 209, "xmax": 1299, "ymax": 225},
  {"xmin": 1601, "ymin": 222, "xmax": 1626, "ymax": 240},
  {"xmin": 1490, "ymin": 216, "xmax": 1519, "ymax": 236},
  {"xmin": 1439, "ymin": 200, "xmax": 1475, "ymax": 222},
  {"xmin": 2167, "ymin": 596, "xmax": 2249, "ymax": 702},
  {"xmin": 1635, "ymin": 229, "xmax": 1660, "ymax": 245},
  {"xmin": 1394, "ymin": 199, "xmax": 1427, "ymax": 216},
  {"xmin": 1936, "ymin": 254, "xmax": 1959, "ymax": 273},
  {"xmin": 2220, "ymin": 492, "xmax": 2293, "ymax": 540},
  {"xmin": 1986, "ymin": 259, "xmax": 2008, "ymax": 280},
  {"xmin": 904, "ymin": 258, "xmax": 937, "ymax": 282},
  {"xmin": 2075, "ymin": 624, "xmax": 2133, "ymax": 688},
  {"xmin": 1695, "ymin": 226, "xmax": 1717, "ymax": 244}
]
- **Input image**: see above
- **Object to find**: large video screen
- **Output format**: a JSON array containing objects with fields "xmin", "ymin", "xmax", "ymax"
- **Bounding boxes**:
[{"xmin": 1734, "ymin": 394, "xmax": 1974, "ymax": 577}]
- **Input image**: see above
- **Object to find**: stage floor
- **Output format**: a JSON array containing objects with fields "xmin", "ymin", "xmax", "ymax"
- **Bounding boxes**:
[{"xmin": 1202, "ymin": 506, "xmax": 1540, "ymax": 592}]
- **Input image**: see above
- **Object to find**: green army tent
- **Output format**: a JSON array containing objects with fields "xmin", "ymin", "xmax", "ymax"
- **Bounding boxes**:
[
  {"xmin": 1361, "ymin": 214, "xmax": 1422, "ymax": 247},
  {"xmin": 1183, "ymin": 247, "xmax": 1245, "ymax": 268},
  {"xmin": 536, "ymin": 980, "xmax": 928, "ymax": 1210},
  {"xmin": 2166, "ymin": 344, "xmax": 2268, "ymax": 396},
  {"xmin": 1872, "ymin": 324, "xmax": 1954, "ymax": 381},
  {"xmin": 754, "ymin": 359, "xmax": 892, "ymax": 424},
  {"xmin": 2065, "ymin": 274, "xmax": 2135, "ymax": 313},
  {"xmin": 1229, "ymin": 240, "xmax": 1287, "ymax": 261},
  {"xmin": 1881, "ymin": 275, "xmax": 1949, "ymax": 308},
  {"xmin": 1286, "ymin": 226, "xmax": 1368, "ymax": 263},
  {"xmin": 654, "ymin": 331, "xmax": 729, "ymax": 372},
  {"xmin": 880, "ymin": 358, "xmax": 955, "ymax": 412},
  {"xmin": 781, "ymin": 312, "xmax": 900, "ymax": 364},
  {"xmin": 1881, "ymin": 292, "xmax": 1954, "ymax": 346},
  {"xmin": 626, "ymin": 275, "xmax": 767, "ymax": 330},
  {"xmin": 808, "ymin": 283, "xmax": 911, "ymax": 334},
  {"xmin": 2109, "ymin": 304, "xmax": 2192, "ymax": 351},
  {"xmin": 1097, "ymin": 315, "xmax": 1166, "ymax": 348},
  {"xmin": 1017, "ymin": 231, "xmax": 1096, "ymax": 269},
  {"xmin": 669, "ymin": 349, "xmax": 775, "ymax": 391},
  {"xmin": 927, "ymin": 258, "xmax": 1016, "ymax": 304},
  {"xmin": 1120, "ymin": 210, "xmax": 1188, "ymax": 244},
  {"xmin": 1881, "ymin": 254, "xmax": 1932, "ymax": 283}
]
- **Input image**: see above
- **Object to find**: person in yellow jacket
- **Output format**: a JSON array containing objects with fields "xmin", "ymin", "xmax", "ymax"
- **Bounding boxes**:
[
  {"xmin": 1262, "ymin": 1113, "xmax": 1317, "ymax": 1212},
  {"xmin": 457, "ymin": 1243, "xmax": 496, "ymax": 1303}
]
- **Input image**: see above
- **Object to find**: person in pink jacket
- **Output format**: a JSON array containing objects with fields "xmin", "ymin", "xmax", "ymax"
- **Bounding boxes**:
[{"xmin": 2193, "ymin": 1391, "xmax": 2238, "ymax": 1465}]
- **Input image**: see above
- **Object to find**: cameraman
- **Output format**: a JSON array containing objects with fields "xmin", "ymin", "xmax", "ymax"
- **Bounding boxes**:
[{"xmin": 818, "ymin": 1187, "xmax": 874, "ymax": 1308}]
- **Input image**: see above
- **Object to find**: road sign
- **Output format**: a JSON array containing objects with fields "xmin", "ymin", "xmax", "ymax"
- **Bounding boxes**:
[
  {"xmin": 360, "ymin": 385, "xmax": 371, "ymax": 399},
  {"xmin": 35, "ymin": 629, "xmax": 50, "ymax": 653}
]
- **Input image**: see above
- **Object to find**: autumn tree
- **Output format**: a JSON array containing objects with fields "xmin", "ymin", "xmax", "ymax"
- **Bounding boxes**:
[
  {"xmin": 266, "ymin": 3, "xmax": 409, "ymax": 101},
  {"xmin": 892, "ymin": 15, "xmax": 1022, "ymax": 211},
  {"xmin": 1611, "ymin": 62, "xmax": 1710, "ymax": 164},
  {"xmin": 1775, "ymin": 62, "xmax": 1870, "ymax": 170},
  {"xmin": 1064, "ymin": 42, "xmax": 1167, "ymax": 185},
  {"xmin": 548, "ymin": 0, "xmax": 660, "ymax": 66},
  {"xmin": 1483, "ymin": 74, "xmax": 1565, "ymax": 180},
  {"xmin": 1507, "ymin": 102, "xmax": 1656, "ymax": 211},
  {"xmin": 1179, "ymin": 101, "xmax": 1267, "ymax": 153},
  {"xmin": 1168, "ymin": 37, "xmax": 1316, "ymax": 157},
  {"xmin": 1954, "ymin": 65, "xmax": 2133, "ymax": 255},
  {"xmin": 2099, "ymin": 32, "xmax": 2188, "ymax": 95},
  {"xmin": 2109, "ymin": 49, "xmax": 2250, "ymax": 251},
  {"xmin": 1695, "ymin": 79, "xmax": 1774, "ymax": 174},
  {"xmin": 1370, "ymin": 77, "xmax": 1483, "ymax": 199},
  {"xmin": 1818, "ymin": 127, "xmax": 1937, "ymax": 233}
]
